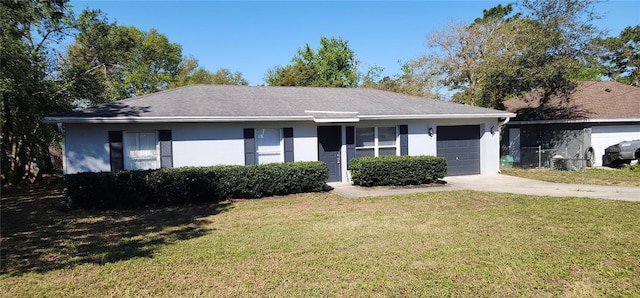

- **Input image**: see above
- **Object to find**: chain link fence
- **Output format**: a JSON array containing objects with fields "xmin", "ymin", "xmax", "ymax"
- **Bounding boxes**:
[{"xmin": 510, "ymin": 146, "xmax": 589, "ymax": 171}]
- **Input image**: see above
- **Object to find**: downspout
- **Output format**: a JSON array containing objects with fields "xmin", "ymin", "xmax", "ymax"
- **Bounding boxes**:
[{"xmin": 498, "ymin": 116, "xmax": 511, "ymax": 128}]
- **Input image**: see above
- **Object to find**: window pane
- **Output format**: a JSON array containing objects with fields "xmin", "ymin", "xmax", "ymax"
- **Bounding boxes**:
[
  {"xmin": 355, "ymin": 148, "xmax": 374, "ymax": 158},
  {"xmin": 256, "ymin": 128, "xmax": 281, "ymax": 152},
  {"xmin": 378, "ymin": 127, "xmax": 397, "ymax": 146},
  {"xmin": 256, "ymin": 128, "xmax": 281, "ymax": 164},
  {"xmin": 124, "ymin": 132, "xmax": 159, "ymax": 170},
  {"xmin": 356, "ymin": 127, "xmax": 374, "ymax": 147},
  {"xmin": 257, "ymin": 152, "xmax": 281, "ymax": 164},
  {"xmin": 379, "ymin": 147, "xmax": 397, "ymax": 156}
]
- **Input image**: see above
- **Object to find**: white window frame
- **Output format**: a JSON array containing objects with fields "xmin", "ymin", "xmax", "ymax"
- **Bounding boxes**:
[
  {"xmin": 123, "ymin": 131, "xmax": 160, "ymax": 170},
  {"xmin": 355, "ymin": 126, "xmax": 398, "ymax": 157},
  {"xmin": 255, "ymin": 128, "xmax": 284, "ymax": 164}
]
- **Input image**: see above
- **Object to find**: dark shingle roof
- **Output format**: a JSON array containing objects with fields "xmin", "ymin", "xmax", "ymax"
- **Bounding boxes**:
[
  {"xmin": 46, "ymin": 85, "xmax": 513, "ymax": 123},
  {"xmin": 503, "ymin": 81, "xmax": 640, "ymax": 121}
]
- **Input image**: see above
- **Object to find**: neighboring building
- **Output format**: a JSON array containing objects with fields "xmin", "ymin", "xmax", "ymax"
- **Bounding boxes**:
[
  {"xmin": 45, "ymin": 85, "xmax": 514, "ymax": 182},
  {"xmin": 502, "ymin": 81, "xmax": 640, "ymax": 167}
]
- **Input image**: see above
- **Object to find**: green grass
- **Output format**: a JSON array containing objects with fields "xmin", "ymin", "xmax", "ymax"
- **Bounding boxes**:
[
  {"xmin": 2, "ymin": 179, "xmax": 640, "ymax": 296},
  {"xmin": 501, "ymin": 166, "xmax": 640, "ymax": 187}
]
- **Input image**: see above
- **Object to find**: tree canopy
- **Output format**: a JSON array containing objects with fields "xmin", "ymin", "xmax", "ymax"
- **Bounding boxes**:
[
  {"xmin": 1, "ymin": 0, "xmax": 75, "ymax": 184},
  {"xmin": 598, "ymin": 25, "xmax": 640, "ymax": 86},
  {"xmin": 265, "ymin": 36, "xmax": 358, "ymax": 87},
  {"xmin": 360, "ymin": 60, "xmax": 440, "ymax": 98},
  {"xmin": 171, "ymin": 56, "xmax": 248, "ymax": 87},
  {"xmin": 423, "ymin": 0, "xmax": 605, "ymax": 108},
  {"xmin": 1, "ymin": 3, "xmax": 248, "ymax": 184},
  {"xmin": 60, "ymin": 9, "xmax": 182, "ymax": 106}
]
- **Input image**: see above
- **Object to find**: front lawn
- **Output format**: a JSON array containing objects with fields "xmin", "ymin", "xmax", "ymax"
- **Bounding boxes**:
[
  {"xmin": 501, "ymin": 166, "xmax": 640, "ymax": 187},
  {"xmin": 2, "ymin": 181, "xmax": 640, "ymax": 296}
]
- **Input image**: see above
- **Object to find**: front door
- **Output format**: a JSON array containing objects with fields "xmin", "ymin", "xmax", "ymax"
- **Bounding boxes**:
[{"xmin": 317, "ymin": 126, "xmax": 342, "ymax": 182}]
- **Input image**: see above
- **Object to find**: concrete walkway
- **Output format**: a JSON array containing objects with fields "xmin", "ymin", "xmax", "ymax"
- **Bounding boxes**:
[{"xmin": 330, "ymin": 174, "xmax": 640, "ymax": 202}]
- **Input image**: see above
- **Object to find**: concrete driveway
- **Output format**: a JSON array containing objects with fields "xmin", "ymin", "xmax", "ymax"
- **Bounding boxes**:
[{"xmin": 330, "ymin": 174, "xmax": 640, "ymax": 202}]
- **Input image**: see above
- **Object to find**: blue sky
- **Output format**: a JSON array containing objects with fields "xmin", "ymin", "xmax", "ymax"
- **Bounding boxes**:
[{"xmin": 68, "ymin": 1, "xmax": 640, "ymax": 86}]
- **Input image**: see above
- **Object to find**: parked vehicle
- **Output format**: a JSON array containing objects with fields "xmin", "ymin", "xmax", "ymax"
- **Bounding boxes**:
[{"xmin": 602, "ymin": 140, "xmax": 640, "ymax": 167}]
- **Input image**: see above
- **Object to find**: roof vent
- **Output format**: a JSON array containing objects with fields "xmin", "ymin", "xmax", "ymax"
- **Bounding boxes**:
[{"xmin": 604, "ymin": 88, "xmax": 612, "ymax": 92}]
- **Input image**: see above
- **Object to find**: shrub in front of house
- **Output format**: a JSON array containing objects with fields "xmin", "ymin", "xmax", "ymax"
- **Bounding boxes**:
[
  {"xmin": 349, "ymin": 155, "xmax": 447, "ymax": 187},
  {"xmin": 64, "ymin": 161, "xmax": 329, "ymax": 209}
]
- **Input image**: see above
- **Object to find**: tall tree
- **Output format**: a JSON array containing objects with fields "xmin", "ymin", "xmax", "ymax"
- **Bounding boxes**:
[
  {"xmin": 60, "ymin": 9, "xmax": 182, "ymax": 106},
  {"xmin": 1, "ymin": 0, "xmax": 75, "ymax": 184},
  {"xmin": 265, "ymin": 36, "xmax": 358, "ymax": 87},
  {"xmin": 423, "ymin": 1, "xmax": 604, "ymax": 108},
  {"xmin": 518, "ymin": 0, "xmax": 603, "ymax": 62},
  {"xmin": 171, "ymin": 56, "xmax": 248, "ymax": 87},
  {"xmin": 598, "ymin": 25, "xmax": 640, "ymax": 86},
  {"xmin": 360, "ymin": 60, "xmax": 440, "ymax": 98},
  {"xmin": 478, "ymin": 18, "xmax": 579, "ymax": 108},
  {"xmin": 426, "ymin": 4, "xmax": 517, "ymax": 105},
  {"xmin": 210, "ymin": 68, "xmax": 248, "ymax": 86}
]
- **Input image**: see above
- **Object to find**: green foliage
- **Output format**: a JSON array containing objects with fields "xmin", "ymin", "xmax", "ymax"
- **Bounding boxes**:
[
  {"xmin": 350, "ymin": 155, "xmax": 447, "ymax": 187},
  {"xmin": 426, "ymin": 0, "xmax": 604, "ymax": 108},
  {"xmin": 360, "ymin": 59, "xmax": 441, "ymax": 98},
  {"xmin": 623, "ymin": 163, "xmax": 640, "ymax": 172},
  {"xmin": 61, "ymin": 9, "xmax": 183, "ymax": 105},
  {"xmin": 1, "ymin": 0, "xmax": 74, "ymax": 184},
  {"xmin": 171, "ymin": 56, "xmax": 248, "ymax": 87},
  {"xmin": 478, "ymin": 18, "xmax": 579, "ymax": 108},
  {"xmin": 597, "ymin": 25, "xmax": 640, "ymax": 86},
  {"xmin": 64, "ymin": 162, "xmax": 329, "ymax": 209},
  {"xmin": 265, "ymin": 36, "xmax": 358, "ymax": 87}
]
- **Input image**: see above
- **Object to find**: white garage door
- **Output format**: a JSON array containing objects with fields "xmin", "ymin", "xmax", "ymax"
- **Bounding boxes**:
[{"xmin": 591, "ymin": 125, "xmax": 640, "ymax": 166}]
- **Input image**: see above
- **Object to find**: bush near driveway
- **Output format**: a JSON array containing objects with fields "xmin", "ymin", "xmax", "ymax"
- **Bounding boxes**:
[
  {"xmin": 65, "ymin": 161, "xmax": 328, "ymax": 209},
  {"xmin": 350, "ymin": 155, "xmax": 447, "ymax": 187}
]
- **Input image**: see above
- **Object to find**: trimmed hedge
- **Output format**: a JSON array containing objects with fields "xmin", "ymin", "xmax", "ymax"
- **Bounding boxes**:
[
  {"xmin": 350, "ymin": 155, "xmax": 447, "ymax": 187},
  {"xmin": 65, "ymin": 161, "xmax": 328, "ymax": 209}
]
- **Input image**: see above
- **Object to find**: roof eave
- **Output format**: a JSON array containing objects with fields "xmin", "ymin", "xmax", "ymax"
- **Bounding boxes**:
[
  {"xmin": 44, "ymin": 113, "xmax": 516, "ymax": 124},
  {"xmin": 358, "ymin": 113, "xmax": 515, "ymax": 120},
  {"xmin": 43, "ymin": 116, "xmax": 315, "ymax": 124},
  {"xmin": 508, "ymin": 118, "xmax": 640, "ymax": 125}
]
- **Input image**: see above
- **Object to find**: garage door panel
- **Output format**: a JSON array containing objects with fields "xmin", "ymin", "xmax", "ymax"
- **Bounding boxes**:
[
  {"xmin": 437, "ymin": 125, "xmax": 481, "ymax": 176},
  {"xmin": 591, "ymin": 125, "xmax": 640, "ymax": 166}
]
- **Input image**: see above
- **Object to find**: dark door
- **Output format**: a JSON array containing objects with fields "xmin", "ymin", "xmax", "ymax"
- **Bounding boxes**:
[
  {"xmin": 437, "ymin": 125, "xmax": 481, "ymax": 176},
  {"xmin": 318, "ymin": 126, "xmax": 342, "ymax": 182}
]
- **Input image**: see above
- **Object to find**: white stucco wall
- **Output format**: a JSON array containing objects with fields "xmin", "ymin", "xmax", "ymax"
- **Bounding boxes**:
[
  {"xmin": 171, "ymin": 123, "xmax": 244, "ymax": 167},
  {"xmin": 63, "ymin": 124, "xmax": 111, "ymax": 174},
  {"xmin": 481, "ymin": 121, "xmax": 501, "ymax": 175},
  {"xmin": 63, "ymin": 118, "xmax": 503, "ymax": 177},
  {"xmin": 63, "ymin": 121, "xmax": 319, "ymax": 174},
  {"xmin": 291, "ymin": 122, "xmax": 318, "ymax": 162},
  {"xmin": 407, "ymin": 121, "xmax": 437, "ymax": 156}
]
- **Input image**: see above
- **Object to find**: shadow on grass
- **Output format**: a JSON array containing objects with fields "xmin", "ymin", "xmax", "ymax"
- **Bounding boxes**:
[{"xmin": 1, "ymin": 175, "xmax": 231, "ymax": 276}]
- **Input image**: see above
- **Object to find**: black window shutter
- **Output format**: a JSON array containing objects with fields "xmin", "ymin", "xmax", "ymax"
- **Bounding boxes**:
[
  {"xmin": 399, "ymin": 125, "xmax": 408, "ymax": 156},
  {"xmin": 159, "ymin": 130, "xmax": 173, "ymax": 168},
  {"xmin": 283, "ymin": 128, "xmax": 294, "ymax": 162},
  {"xmin": 244, "ymin": 128, "xmax": 255, "ymax": 165},
  {"xmin": 346, "ymin": 126, "xmax": 356, "ymax": 169},
  {"xmin": 108, "ymin": 131, "xmax": 124, "ymax": 172}
]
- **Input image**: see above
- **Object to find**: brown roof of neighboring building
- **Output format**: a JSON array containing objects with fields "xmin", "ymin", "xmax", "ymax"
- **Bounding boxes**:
[{"xmin": 503, "ymin": 81, "xmax": 640, "ymax": 121}]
